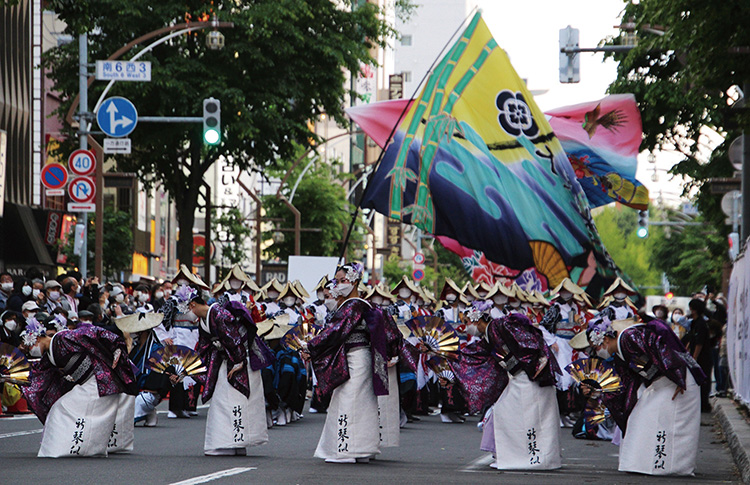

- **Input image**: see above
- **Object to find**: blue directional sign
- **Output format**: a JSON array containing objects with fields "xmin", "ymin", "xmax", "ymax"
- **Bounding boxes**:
[{"xmin": 96, "ymin": 96, "xmax": 138, "ymax": 138}]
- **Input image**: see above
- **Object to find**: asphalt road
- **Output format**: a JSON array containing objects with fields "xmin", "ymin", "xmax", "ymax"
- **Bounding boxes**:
[{"xmin": 0, "ymin": 400, "xmax": 740, "ymax": 484}]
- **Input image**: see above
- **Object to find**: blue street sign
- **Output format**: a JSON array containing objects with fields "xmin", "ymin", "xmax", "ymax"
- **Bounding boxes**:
[{"xmin": 96, "ymin": 96, "xmax": 138, "ymax": 138}]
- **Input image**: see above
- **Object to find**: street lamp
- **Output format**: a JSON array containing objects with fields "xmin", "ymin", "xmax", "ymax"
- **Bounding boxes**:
[{"xmin": 206, "ymin": 15, "xmax": 225, "ymax": 50}]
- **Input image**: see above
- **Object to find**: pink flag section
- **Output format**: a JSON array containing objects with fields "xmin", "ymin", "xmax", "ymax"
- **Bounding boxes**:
[
  {"xmin": 346, "ymin": 98, "xmax": 412, "ymax": 149},
  {"xmin": 546, "ymin": 94, "xmax": 642, "ymax": 176}
]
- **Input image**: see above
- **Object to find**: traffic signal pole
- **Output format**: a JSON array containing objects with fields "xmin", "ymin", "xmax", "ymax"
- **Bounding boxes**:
[{"xmin": 78, "ymin": 34, "xmax": 89, "ymax": 278}]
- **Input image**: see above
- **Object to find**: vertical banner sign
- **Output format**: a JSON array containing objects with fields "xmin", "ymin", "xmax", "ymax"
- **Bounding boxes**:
[
  {"xmin": 357, "ymin": 63, "xmax": 376, "ymax": 105},
  {"xmin": 389, "ymin": 74, "xmax": 404, "ymax": 100},
  {"xmin": 728, "ymin": 252, "xmax": 750, "ymax": 406},
  {"xmin": 0, "ymin": 131, "xmax": 6, "ymax": 217},
  {"xmin": 386, "ymin": 219, "xmax": 402, "ymax": 261}
]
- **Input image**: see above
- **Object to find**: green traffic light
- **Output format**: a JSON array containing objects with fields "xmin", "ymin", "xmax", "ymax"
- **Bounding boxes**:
[
  {"xmin": 637, "ymin": 227, "xmax": 649, "ymax": 238},
  {"xmin": 204, "ymin": 128, "xmax": 220, "ymax": 145}
]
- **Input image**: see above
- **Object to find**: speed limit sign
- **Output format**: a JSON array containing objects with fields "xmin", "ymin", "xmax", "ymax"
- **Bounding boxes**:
[{"xmin": 68, "ymin": 149, "xmax": 96, "ymax": 176}]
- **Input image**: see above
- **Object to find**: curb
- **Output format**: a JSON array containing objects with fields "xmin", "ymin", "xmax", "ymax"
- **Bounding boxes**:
[{"xmin": 713, "ymin": 397, "xmax": 750, "ymax": 484}]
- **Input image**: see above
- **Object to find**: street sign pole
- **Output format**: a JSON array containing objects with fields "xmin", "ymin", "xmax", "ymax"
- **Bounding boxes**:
[{"xmin": 79, "ymin": 33, "xmax": 88, "ymax": 278}]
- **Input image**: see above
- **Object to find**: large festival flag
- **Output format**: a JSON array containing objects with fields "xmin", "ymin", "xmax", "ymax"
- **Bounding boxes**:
[
  {"xmin": 358, "ymin": 13, "xmax": 620, "ymax": 294},
  {"xmin": 547, "ymin": 94, "xmax": 648, "ymax": 210}
]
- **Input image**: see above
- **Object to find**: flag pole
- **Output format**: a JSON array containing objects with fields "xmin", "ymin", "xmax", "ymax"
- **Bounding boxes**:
[{"xmin": 337, "ymin": 7, "xmax": 480, "ymax": 264}]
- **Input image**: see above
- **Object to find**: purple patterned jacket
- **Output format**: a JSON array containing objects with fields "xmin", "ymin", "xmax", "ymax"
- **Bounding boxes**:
[
  {"xmin": 196, "ymin": 301, "xmax": 275, "ymax": 402},
  {"xmin": 23, "ymin": 326, "xmax": 138, "ymax": 424},
  {"xmin": 602, "ymin": 320, "xmax": 708, "ymax": 434},
  {"xmin": 451, "ymin": 313, "xmax": 560, "ymax": 414},
  {"xmin": 308, "ymin": 298, "xmax": 390, "ymax": 398}
]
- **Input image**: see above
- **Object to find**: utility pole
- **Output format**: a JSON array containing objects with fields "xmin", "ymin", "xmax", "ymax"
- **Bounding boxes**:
[
  {"xmin": 78, "ymin": 34, "xmax": 88, "ymax": 278},
  {"xmin": 743, "ymin": 82, "xmax": 750, "ymax": 243}
]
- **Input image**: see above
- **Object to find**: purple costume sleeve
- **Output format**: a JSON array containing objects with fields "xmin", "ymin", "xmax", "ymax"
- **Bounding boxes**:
[
  {"xmin": 308, "ymin": 298, "xmax": 389, "ymax": 398},
  {"xmin": 602, "ymin": 322, "xmax": 707, "ymax": 435},
  {"xmin": 450, "ymin": 338, "xmax": 508, "ymax": 414},
  {"xmin": 197, "ymin": 304, "xmax": 251, "ymax": 401},
  {"xmin": 491, "ymin": 314, "xmax": 560, "ymax": 386},
  {"xmin": 22, "ymin": 326, "xmax": 138, "ymax": 424}
]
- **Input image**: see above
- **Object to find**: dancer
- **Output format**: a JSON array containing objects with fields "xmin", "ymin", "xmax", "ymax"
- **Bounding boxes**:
[
  {"xmin": 189, "ymin": 287, "xmax": 275, "ymax": 456},
  {"xmin": 21, "ymin": 318, "xmax": 138, "ymax": 457},
  {"xmin": 453, "ymin": 310, "xmax": 562, "ymax": 470},
  {"xmin": 588, "ymin": 318, "xmax": 706, "ymax": 475},
  {"xmin": 301, "ymin": 262, "xmax": 389, "ymax": 464}
]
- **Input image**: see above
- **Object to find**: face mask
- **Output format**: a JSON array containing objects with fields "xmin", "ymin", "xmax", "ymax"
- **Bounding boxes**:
[
  {"xmin": 466, "ymin": 324, "xmax": 479, "ymax": 337},
  {"xmin": 138, "ymin": 294, "xmax": 149, "ymax": 303},
  {"xmin": 22, "ymin": 285, "xmax": 32, "ymax": 296},
  {"xmin": 655, "ymin": 310, "xmax": 666, "ymax": 319},
  {"xmin": 229, "ymin": 279, "xmax": 242, "ymax": 290},
  {"xmin": 282, "ymin": 296, "xmax": 296, "ymax": 307},
  {"xmin": 115, "ymin": 294, "xmax": 124, "ymax": 303},
  {"xmin": 596, "ymin": 348, "xmax": 611, "ymax": 360},
  {"xmin": 4, "ymin": 320, "xmax": 17, "ymax": 332},
  {"xmin": 49, "ymin": 291, "xmax": 60, "ymax": 301},
  {"xmin": 32, "ymin": 289, "xmax": 40, "ymax": 298},
  {"xmin": 331, "ymin": 283, "xmax": 353, "ymax": 298},
  {"xmin": 613, "ymin": 291, "xmax": 627, "ymax": 300},
  {"xmin": 155, "ymin": 291, "xmax": 164, "ymax": 299},
  {"xmin": 164, "ymin": 289, "xmax": 172, "ymax": 297},
  {"xmin": 509, "ymin": 300, "xmax": 521, "ymax": 308},
  {"xmin": 175, "ymin": 279, "xmax": 189, "ymax": 286},
  {"xmin": 1, "ymin": 282, "xmax": 13, "ymax": 292},
  {"xmin": 559, "ymin": 290, "xmax": 573, "ymax": 301},
  {"xmin": 316, "ymin": 291, "xmax": 325, "ymax": 301},
  {"xmin": 445, "ymin": 294, "xmax": 457, "ymax": 303},
  {"xmin": 477, "ymin": 291, "xmax": 488, "ymax": 299},
  {"xmin": 267, "ymin": 291, "xmax": 280, "ymax": 300},
  {"xmin": 324, "ymin": 298, "xmax": 337, "ymax": 311},
  {"xmin": 458, "ymin": 303, "xmax": 467, "ymax": 311},
  {"xmin": 30, "ymin": 344, "xmax": 42, "ymax": 358},
  {"xmin": 371, "ymin": 295, "xmax": 384, "ymax": 306},
  {"xmin": 202, "ymin": 290, "xmax": 211, "ymax": 301},
  {"xmin": 398, "ymin": 288, "xmax": 411, "ymax": 299},
  {"xmin": 492, "ymin": 295, "xmax": 507, "ymax": 305}
]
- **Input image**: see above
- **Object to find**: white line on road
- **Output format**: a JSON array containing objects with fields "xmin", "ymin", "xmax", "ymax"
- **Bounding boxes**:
[
  {"xmin": 168, "ymin": 467, "xmax": 256, "ymax": 485},
  {"xmin": 0, "ymin": 429, "xmax": 43, "ymax": 439}
]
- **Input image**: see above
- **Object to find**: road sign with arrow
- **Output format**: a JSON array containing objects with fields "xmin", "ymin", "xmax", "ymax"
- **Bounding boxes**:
[{"xmin": 96, "ymin": 96, "xmax": 138, "ymax": 138}]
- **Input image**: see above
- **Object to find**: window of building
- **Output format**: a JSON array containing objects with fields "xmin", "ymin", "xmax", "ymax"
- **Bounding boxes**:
[
  {"xmin": 400, "ymin": 35, "xmax": 412, "ymax": 46},
  {"xmin": 403, "ymin": 71, "xmax": 412, "ymax": 83}
]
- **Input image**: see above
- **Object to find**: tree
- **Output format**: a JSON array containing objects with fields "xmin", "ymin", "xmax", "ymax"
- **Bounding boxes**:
[
  {"xmin": 592, "ymin": 205, "xmax": 661, "ymax": 294},
  {"xmin": 45, "ymin": 0, "xmax": 401, "ymax": 270},
  {"xmin": 58, "ymin": 206, "xmax": 133, "ymax": 279},
  {"xmin": 602, "ymin": 0, "xmax": 747, "ymax": 279},
  {"xmin": 262, "ymin": 153, "xmax": 362, "ymax": 261},
  {"xmin": 213, "ymin": 207, "xmax": 254, "ymax": 271}
]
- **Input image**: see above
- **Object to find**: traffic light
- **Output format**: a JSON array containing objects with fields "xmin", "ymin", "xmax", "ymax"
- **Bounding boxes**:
[
  {"xmin": 665, "ymin": 291, "xmax": 674, "ymax": 300},
  {"xmin": 202, "ymin": 97, "xmax": 221, "ymax": 145},
  {"xmin": 637, "ymin": 210, "xmax": 649, "ymax": 238}
]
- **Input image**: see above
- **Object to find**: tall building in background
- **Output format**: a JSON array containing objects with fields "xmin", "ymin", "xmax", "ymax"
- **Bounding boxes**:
[{"xmin": 394, "ymin": 0, "xmax": 479, "ymax": 97}]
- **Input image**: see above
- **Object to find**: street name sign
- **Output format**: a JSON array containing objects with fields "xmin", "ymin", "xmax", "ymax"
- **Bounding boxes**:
[{"xmin": 95, "ymin": 60, "xmax": 151, "ymax": 82}]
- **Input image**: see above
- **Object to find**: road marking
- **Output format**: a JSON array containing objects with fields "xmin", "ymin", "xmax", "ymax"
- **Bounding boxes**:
[
  {"xmin": 1, "ymin": 414, "xmax": 38, "ymax": 421},
  {"xmin": 0, "ymin": 429, "xmax": 43, "ymax": 439},
  {"xmin": 461, "ymin": 454, "xmax": 494, "ymax": 472},
  {"xmin": 169, "ymin": 467, "xmax": 256, "ymax": 485}
]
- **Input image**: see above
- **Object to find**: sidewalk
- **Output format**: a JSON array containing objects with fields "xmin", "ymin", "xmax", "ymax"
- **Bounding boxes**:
[{"xmin": 713, "ymin": 397, "xmax": 750, "ymax": 484}]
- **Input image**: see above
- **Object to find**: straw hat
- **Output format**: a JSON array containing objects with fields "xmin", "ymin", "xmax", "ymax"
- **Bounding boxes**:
[
  {"xmin": 115, "ymin": 312, "xmax": 164, "ymax": 334},
  {"xmin": 391, "ymin": 276, "xmax": 420, "ymax": 296},
  {"xmin": 291, "ymin": 280, "xmax": 310, "ymax": 299},
  {"xmin": 256, "ymin": 313, "xmax": 292, "ymax": 340},
  {"xmin": 602, "ymin": 277, "xmax": 637, "ymax": 297},
  {"xmin": 439, "ymin": 278, "xmax": 464, "ymax": 301},
  {"xmin": 486, "ymin": 282, "xmax": 514, "ymax": 299},
  {"xmin": 172, "ymin": 264, "xmax": 209, "ymax": 290}
]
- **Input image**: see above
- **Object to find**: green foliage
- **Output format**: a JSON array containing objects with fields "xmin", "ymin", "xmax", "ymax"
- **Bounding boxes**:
[
  {"xmin": 45, "ymin": 0, "xmax": 403, "ymax": 267},
  {"xmin": 378, "ymin": 239, "xmax": 467, "ymax": 294},
  {"xmin": 58, "ymin": 206, "xmax": 133, "ymax": 278},
  {"xmin": 213, "ymin": 207, "xmax": 253, "ymax": 268},
  {"xmin": 261, "ymin": 151, "xmax": 361, "ymax": 260},
  {"xmin": 651, "ymin": 217, "xmax": 726, "ymax": 295},
  {"xmin": 593, "ymin": 206, "xmax": 661, "ymax": 294},
  {"xmin": 602, "ymin": 0, "xmax": 739, "ymax": 282}
]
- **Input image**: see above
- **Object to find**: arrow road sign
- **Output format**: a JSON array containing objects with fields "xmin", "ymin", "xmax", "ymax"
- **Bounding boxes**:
[
  {"xmin": 41, "ymin": 163, "xmax": 69, "ymax": 190},
  {"xmin": 68, "ymin": 176, "xmax": 96, "ymax": 203},
  {"xmin": 97, "ymin": 96, "xmax": 138, "ymax": 138}
]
